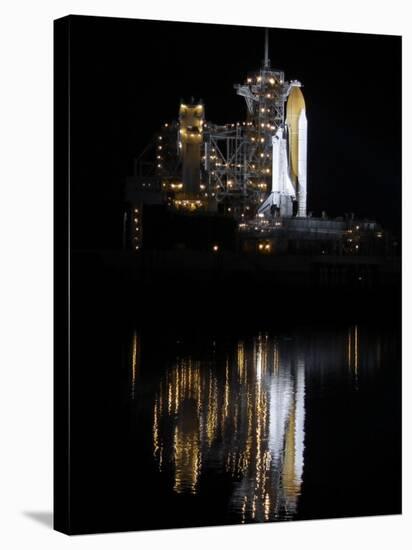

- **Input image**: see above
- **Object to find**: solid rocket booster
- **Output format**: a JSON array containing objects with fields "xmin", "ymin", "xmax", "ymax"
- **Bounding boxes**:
[{"xmin": 286, "ymin": 83, "xmax": 307, "ymax": 217}]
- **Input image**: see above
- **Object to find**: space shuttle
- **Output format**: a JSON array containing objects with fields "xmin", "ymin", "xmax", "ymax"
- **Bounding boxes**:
[{"xmin": 258, "ymin": 81, "xmax": 307, "ymax": 218}]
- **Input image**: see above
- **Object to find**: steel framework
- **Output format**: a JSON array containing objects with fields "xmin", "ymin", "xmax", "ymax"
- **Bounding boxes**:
[{"xmin": 131, "ymin": 29, "xmax": 303, "ymax": 220}]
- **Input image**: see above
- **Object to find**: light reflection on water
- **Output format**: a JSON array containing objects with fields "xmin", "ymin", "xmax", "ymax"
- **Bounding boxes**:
[
  {"xmin": 131, "ymin": 331, "xmax": 139, "ymax": 400},
  {"xmin": 151, "ymin": 334, "xmax": 306, "ymax": 522},
  {"xmin": 128, "ymin": 324, "xmax": 390, "ymax": 523}
]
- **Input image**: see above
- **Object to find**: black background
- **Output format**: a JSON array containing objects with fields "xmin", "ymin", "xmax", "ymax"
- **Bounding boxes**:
[
  {"xmin": 55, "ymin": 16, "xmax": 402, "ymax": 535},
  {"xmin": 67, "ymin": 15, "xmax": 402, "ymax": 250}
]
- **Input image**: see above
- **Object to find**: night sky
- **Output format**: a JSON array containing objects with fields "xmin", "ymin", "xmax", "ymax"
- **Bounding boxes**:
[{"xmin": 66, "ymin": 15, "xmax": 401, "ymax": 249}]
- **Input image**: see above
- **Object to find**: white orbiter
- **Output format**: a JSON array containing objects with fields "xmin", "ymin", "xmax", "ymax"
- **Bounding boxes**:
[{"xmin": 258, "ymin": 82, "xmax": 307, "ymax": 218}]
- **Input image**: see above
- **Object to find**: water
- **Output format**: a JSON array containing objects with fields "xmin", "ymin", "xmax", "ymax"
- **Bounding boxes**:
[
  {"xmin": 70, "ymin": 320, "xmax": 401, "ymax": 532},
  {"xmin": 148, "ymin": 335, "xmax": 304, "ymax": 522}
]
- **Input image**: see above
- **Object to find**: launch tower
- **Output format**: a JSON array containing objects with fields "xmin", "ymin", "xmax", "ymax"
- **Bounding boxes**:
[
  {"xmin": 128, "ymin": 29, "xmax": 308, "ymax": 221},
  {"xmin": 201, "ymin": 28, "xmax": 308, "ymax": 219}
]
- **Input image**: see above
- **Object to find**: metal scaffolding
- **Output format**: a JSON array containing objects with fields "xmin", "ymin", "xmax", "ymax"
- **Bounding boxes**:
[{"xmin": 129, "ymin": 28, "xmax": 305, "ymax": 220}]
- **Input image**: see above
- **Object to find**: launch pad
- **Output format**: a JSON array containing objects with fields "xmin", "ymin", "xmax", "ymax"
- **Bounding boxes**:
[{"xmin": 124, "ymin": 29, "xmax": 392, "ymax": 259}]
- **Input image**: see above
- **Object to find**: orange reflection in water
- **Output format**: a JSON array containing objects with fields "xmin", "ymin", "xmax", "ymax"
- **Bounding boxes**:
[
  {"xmin": 131, "ymin": 331, "xmax": 139, "ymax": 400},
  {"xmin": 347, "ymin": 325, "xmax": 360, "ymax": 388}
]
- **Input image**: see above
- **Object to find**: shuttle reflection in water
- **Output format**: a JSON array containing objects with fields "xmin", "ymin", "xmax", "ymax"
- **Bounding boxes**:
[{"xmin": 152, "ymin": 335, "xmax": 305, "ymax": 522}]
